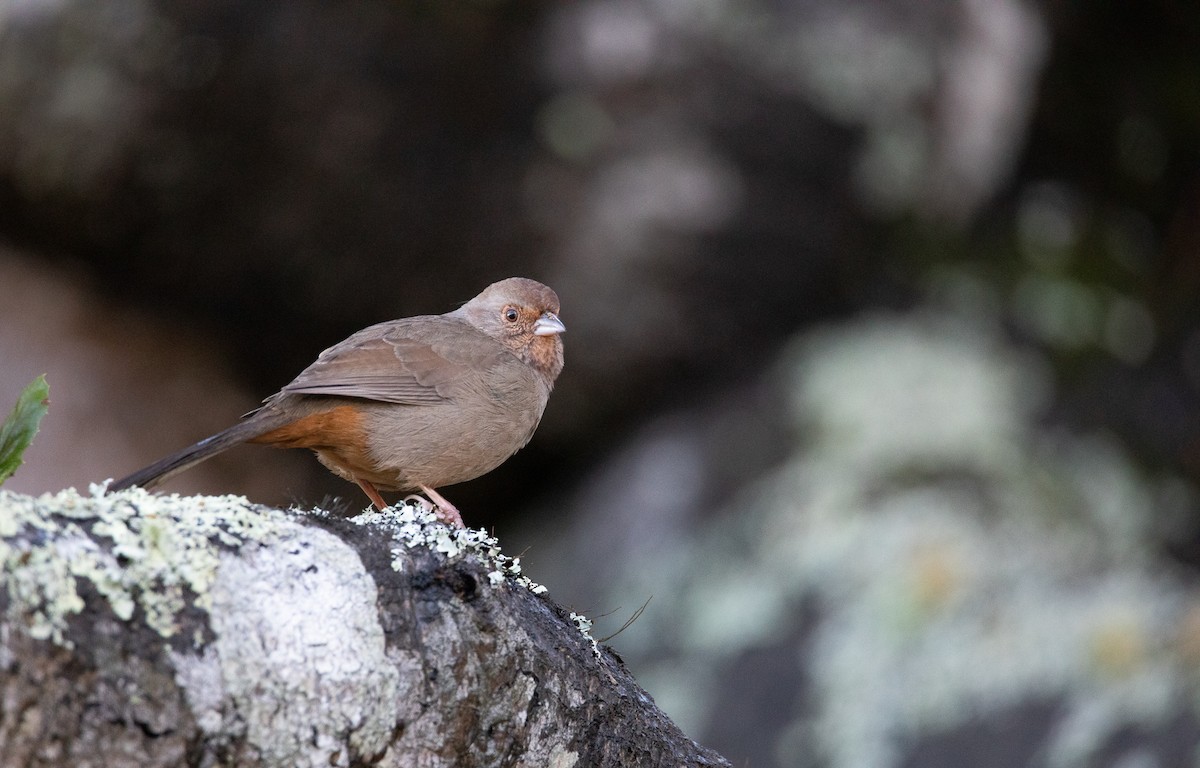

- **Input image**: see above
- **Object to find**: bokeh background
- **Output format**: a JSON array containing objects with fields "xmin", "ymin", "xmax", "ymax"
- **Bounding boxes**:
[{"xmin": 3, "ymin": 1, "xmax": 1200, "ymax": 765}]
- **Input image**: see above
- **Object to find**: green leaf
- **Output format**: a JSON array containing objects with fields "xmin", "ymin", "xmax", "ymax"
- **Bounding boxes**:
[{"xmin": 0, "ymin": 375, "xmax": 50, "ymax": 486}]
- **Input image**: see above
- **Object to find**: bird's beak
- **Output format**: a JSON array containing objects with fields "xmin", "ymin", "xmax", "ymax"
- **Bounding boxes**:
[{"xmin": 534, "ymin": 312, "xmax": 566, "ymax": 336}]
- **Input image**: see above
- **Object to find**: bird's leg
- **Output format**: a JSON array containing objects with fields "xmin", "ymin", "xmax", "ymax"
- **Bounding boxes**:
[
  {"xmin": 419, "ymin": 484, "xmax": 465, "ymax": 528},
  {"xmin": 355, "ymin": 478, "xmax": 389, "ymax": 510}
]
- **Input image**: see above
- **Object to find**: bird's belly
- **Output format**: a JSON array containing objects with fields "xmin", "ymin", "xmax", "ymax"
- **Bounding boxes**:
[{"xmin": 360, "ymin": 398, "xmax": 542, "ymax": 491}]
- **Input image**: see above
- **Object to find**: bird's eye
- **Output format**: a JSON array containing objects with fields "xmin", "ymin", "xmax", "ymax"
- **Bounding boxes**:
[{"xmin": 503, "ymin": 307, "xmax": 519, "ymax": 323}]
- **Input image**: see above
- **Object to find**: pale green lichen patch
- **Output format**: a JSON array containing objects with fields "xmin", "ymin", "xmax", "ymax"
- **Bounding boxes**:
[{"xmin": 1, "ymin": 484, "xmax": 294, "ymax": 647}]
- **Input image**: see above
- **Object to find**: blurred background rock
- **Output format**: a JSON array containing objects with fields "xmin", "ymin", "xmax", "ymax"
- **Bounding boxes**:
[{"xmin": 2, "ymin": 0, "xmax": 1199, "ymax": 765}]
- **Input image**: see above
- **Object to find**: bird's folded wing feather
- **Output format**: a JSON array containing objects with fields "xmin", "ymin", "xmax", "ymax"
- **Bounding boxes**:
[{"xmin": 277, "ymin": 318, "xmax": 510, "ymax": 405}]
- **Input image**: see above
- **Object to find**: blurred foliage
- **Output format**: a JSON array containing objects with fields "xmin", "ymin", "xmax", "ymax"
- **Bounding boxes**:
[{"xmin": 0, "ymin": 375, "xmax": 49, "ymax": 486}]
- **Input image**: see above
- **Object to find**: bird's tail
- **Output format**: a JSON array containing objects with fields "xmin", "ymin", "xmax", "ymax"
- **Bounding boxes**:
[{"xmin": 108, "ymin": 411, "xmax": 289, "ymax": 493}]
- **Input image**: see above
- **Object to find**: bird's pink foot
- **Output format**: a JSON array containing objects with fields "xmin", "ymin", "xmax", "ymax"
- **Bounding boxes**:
[{"xmin": 419, "ymin": 484, "xmax": 465, "ymax": 528}]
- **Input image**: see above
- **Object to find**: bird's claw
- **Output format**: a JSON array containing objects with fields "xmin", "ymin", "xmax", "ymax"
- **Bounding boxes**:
[{"xmin": 403, "ymin": 493, "xmax": 436, "ymax": 515}]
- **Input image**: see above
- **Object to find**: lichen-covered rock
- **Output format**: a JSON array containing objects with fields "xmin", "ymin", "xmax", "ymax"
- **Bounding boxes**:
[{"xmin": 0, "ymin": 489, "xmax": 728, "ymax": 767}]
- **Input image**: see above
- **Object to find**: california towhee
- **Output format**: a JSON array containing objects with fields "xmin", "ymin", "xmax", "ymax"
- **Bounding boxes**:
[{"xmin": 109, "ymin": 277, "xmax": 565, "ymax": 526}]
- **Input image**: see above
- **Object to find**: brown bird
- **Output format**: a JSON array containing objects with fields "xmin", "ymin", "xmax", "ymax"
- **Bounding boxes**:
[{"xmin": 109, "ymin": 277, "xmax": 565, "ymax": 526}]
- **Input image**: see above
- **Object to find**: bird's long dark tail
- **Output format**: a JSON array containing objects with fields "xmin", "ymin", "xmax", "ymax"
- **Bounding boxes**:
[{"xmin": 108, "ymin": 411, "xmax": 290, "ymax": 492}]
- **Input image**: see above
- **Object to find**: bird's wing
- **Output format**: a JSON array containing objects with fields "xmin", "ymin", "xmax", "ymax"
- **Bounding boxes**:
[{"xmin": 276, "ymin": 317, "xmax": 511, "ymax": 406}]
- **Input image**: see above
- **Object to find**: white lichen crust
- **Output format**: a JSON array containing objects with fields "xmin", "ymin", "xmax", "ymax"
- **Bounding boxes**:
[
  {"xmin": 342, "ymin": 502, "xmax": 549, "ymax": 592},
  {"xmin": 173, "ymin": 517, "xmax": 401, "ymax": 767},
  {"xmin": 335, "ymin": 501, "xmax": 600, "ymax": 651}
]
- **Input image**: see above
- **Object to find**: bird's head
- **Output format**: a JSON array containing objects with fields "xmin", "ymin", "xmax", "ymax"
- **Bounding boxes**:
[{"xmin": 458, "ymin": 277, "xmax": 565, "ymax": 382}]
